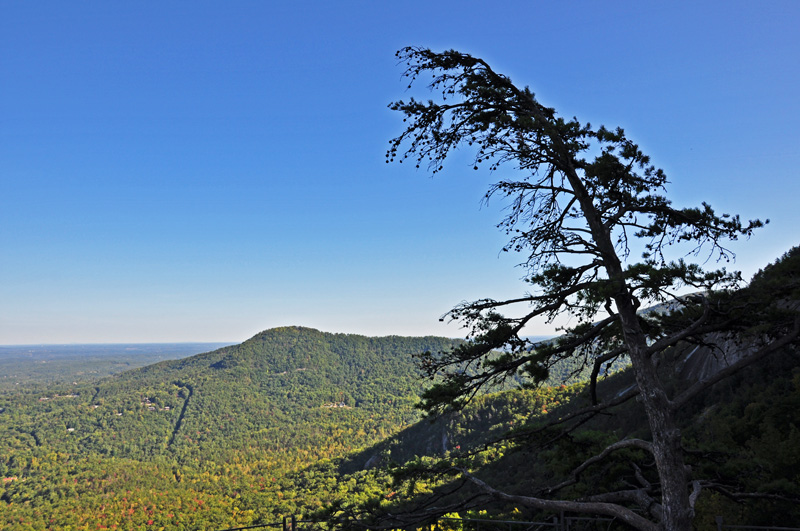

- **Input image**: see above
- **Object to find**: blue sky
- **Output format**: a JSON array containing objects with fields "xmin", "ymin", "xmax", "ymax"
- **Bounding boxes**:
[{"xmin": 2, "ymin": 1, "xmax": 798, "ymax": 344}]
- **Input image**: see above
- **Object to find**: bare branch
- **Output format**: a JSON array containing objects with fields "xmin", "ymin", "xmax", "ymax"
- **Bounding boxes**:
[
  {"xmin": 459, "ymin": 468, "xmax": 659, "ymax": 531},
  {"xmin": 546, "ymin": 438, "xmax": 654, "ymax": 495}
]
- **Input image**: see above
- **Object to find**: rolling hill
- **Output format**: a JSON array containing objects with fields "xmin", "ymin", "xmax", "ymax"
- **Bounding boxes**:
[{"xmin": 0, "ymin": 328, "xmax": 461, "ymax": 529}]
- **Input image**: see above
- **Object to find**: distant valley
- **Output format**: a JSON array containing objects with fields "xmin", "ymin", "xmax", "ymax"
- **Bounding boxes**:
[{"xmin": 0, "ymin": 343, "xmax": 234, "ymax": 391}]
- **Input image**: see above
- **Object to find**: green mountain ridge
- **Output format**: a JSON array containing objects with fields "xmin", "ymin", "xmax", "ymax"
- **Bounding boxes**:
[
  {"xmin": 0, "ymin": 327, "xmax": 465, "ymax": 529},
  {"xmin": 1, "ymin": 247, "xmax": 798, "ymax": 529}
]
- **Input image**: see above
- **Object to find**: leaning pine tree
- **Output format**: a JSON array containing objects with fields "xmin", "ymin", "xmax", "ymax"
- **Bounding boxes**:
[{"xmin": 382, "ymin": 47, "xmax": 800, "ymax": 531}]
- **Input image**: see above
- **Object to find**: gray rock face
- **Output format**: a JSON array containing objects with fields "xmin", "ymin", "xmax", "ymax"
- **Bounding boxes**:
[{"xmin": 673, "ymin": 333, "xmax": 754, "ymax": 382}]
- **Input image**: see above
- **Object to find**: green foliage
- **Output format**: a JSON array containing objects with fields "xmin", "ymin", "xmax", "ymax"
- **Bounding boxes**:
[
  {"xmin": 1, "ymin": 296, "xmax": 798, "ymax": 530},
  {"xmin": 352, "ymin": 342, "xmax": 800, "ymax": 528},
  {"xmin": 0, "ymin": 327, "xmax": 461, "ymax": 529}
]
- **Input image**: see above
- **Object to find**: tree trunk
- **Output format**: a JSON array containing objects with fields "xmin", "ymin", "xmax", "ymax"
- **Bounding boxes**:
[
  {"xmin": 616, "ymin": 294, "xmax": 692, "ymax": 531},
  {"xmin": 567, "ymin": 166, "xmax": 693, "ymax": 530},
  {"xmin": 629, "ymin": 344, "xmax": 692, "ymax": 530}
]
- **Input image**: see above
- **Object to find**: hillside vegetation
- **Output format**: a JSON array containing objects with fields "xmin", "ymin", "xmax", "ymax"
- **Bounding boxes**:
[
  {"xmin": 0, "ymin": 329, "xmax": 459, "ymax": 529},
  {"xmin": 329, "ymin": 348, "xmax": 799, "ymax": 529},
  {"xmin": 332, "ymin": 248, "xmax": 800, "ymax": 529},
  {"xmin": 1, "ymin": 250, "xmax": 798, "ymax": 530}
]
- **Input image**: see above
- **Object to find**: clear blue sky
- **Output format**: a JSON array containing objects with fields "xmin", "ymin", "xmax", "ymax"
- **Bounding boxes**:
[{"xmin": 2, "ymin": 1, "xmax": 798, "ymax": 344}]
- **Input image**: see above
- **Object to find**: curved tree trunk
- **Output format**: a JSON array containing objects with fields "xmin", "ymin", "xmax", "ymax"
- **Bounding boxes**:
[
  {"xmin": 624, "ymin": 323, "xmax": 692, "ymax": 530},
  {"xmin": 567, "ymin": 167, "xmax": 692, "ymax": 531}
]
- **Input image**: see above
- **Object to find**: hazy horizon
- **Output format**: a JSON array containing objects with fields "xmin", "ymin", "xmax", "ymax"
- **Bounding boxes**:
[{"xmin": 0, "ymin": 330, "xmax": 559, "ymax": 348}]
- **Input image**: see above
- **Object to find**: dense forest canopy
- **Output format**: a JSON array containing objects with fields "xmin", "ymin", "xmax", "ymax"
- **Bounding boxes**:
[{"xmin": 0, "ymin": 328, "xmax": 463, "ymax": 529}]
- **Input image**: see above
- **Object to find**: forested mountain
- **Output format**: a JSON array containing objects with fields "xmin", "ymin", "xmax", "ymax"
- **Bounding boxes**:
[
  {"xmin": 0, "ymin": 328, "xmax": 461, "ymax": 529},
  {"xmin": 1, "ymin": 249, "xmax": 798, "ymax": 530}
]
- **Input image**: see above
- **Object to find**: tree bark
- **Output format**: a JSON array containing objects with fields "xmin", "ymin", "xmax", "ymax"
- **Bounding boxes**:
[{"xmin": 563, "ymin": 163, "xmax": 692, "ymax": 530}]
